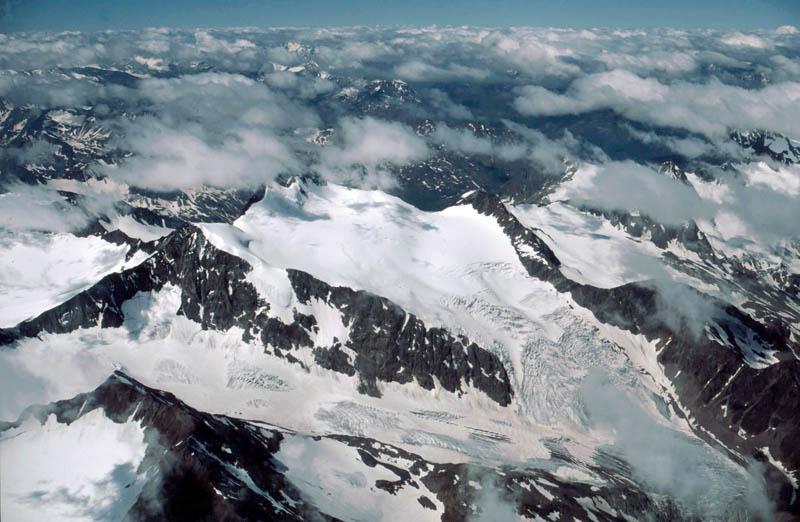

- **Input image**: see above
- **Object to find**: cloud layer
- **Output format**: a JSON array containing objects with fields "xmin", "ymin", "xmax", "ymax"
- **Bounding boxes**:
[{"xmin": 1, "ymin": 25, "xmax": 799, "ymax": 249}]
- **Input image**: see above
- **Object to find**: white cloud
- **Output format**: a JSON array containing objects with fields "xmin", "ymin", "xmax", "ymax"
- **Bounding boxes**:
[
  {"xmin": 316, "ymin": 117, "xmax": 429, "ymax": 189},
  {"xmin": 2, "ymin": 25, "xmax": 800, "ymax": 234},
  {"xmin": 0, "ymin": 185, "xmax": 93, "ymax": 233},
  {"xmin": 514, "ymin": 70, "xmax": 800, "ymax": 138},
  {"xmin": 596, "ymin": 50, "xmax": 698, "ymax": 74},
  {"xmin": 103, "ymin": 118, "xmax": 297, "ymax": 191},
  {"xmin": 775, "ymin": 25, "xmax": 799, "ymax": 35},
  {"xmin": 261, "ymin": 71, "xmax": 336, "ymax": 99},
  {"xmin": 194, "ymin": 30, "xmax": 256, "ymax": 54},
  {"xmin": 393, "ymin": 60, "xmax": 488, "ymax": 82},
  {"xmin": 431, "ymin": 125, "xmax": 494, "ymax": 156},
  {"xmin": 554, "ymin": 159, "xmax": 800, "ymax": 247},
  {"xmin": 426, "ymin": 89, "xmax": 474, "ymax": 120},
  {"xmin": 741, "ymin": 161, "xmax": 800, "ymax": 197},
  {"xmin": 721, "ymin": 33, "xmax": 771, "ymax": 48},
  {"xmin": 132, "ymin": 72, "xmax": 318, "ymax": 129},
  {"xmin": 323, "ymin": 117, "xmax": 428, "ymax": 167},
  {"xmin": 430, "ymin": 122, "xmax": 584, "ymax": 175},
  {"xmin": 555, "ymin": 161, "xmax": 709, "ymax": 225}
]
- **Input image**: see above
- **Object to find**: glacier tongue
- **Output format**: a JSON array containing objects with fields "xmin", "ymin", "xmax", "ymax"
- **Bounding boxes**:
[
  {"xmin": 0, "ymin": 178, "xmax": 786, "ymax": 521},
  {"xmin": 200, "ymin": 180, "xmax": 663, "ymax": 428}
]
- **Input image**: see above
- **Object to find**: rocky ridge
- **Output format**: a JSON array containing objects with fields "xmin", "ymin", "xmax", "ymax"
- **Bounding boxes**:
[
  {"xmin": 0, "ymin": 223, "xmax": 513, "ymax": 406},
  {"xmin": 461, "ymin": 189, "xmax": 800, "ymax": 514},
  {"xmin": 1, "ymin": 372, "xmax": 685, "ymax": 522}
]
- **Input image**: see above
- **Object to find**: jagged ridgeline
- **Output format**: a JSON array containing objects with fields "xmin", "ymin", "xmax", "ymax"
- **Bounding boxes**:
[
  {"xmin": 3, "ymin": 186, "xmax": 799, "ymax": 515},
  {"xmin": 3, "ymin": 24, "xmax": 800, "ymax": 522},
  {"xmin": 0, "ymin": 223, "xmax": 513, "ymax": 406},
  {"xmin": 1, "ymin": 372, "xmax": 683, "ymax": 521},
  {"xmin": 464, "ymin": 190, "xmax": 800, "ymax": 511}
]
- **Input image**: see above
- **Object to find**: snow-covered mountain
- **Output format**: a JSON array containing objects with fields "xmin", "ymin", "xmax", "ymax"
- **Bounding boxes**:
[{"xmin": 2, "ymin": 26, "xmax": 800, "ymax": 521}]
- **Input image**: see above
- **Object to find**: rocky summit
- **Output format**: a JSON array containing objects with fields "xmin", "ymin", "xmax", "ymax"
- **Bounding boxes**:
[{"xmin": 2, "ymin": 23, "xmax": 800, "ymax": 522}]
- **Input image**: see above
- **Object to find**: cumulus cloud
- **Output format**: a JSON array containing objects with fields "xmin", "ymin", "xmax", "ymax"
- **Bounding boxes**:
[
  {"xmin": 620, "ymin": 124, "xmax": 747, "ymax": 160},
  {"xmin": 554, "ymin": 160, "xmax": 709, "ymax": 225},
  {"xmin": 0, "ymin": 23, "xmax": 799, "ymax": 521},
  {"xmin": 425, "ymin": 88, "xmax": 474, "ymax": 120},
  {"xmin": 393, "ymin": 60, "xmax": 488, "ymax": 82},
  {"xmin": 721, "ymin": 33, "xmax": 771, "ymax": 49},
  {"xmin": 1, "ymin": 25, "xmax": 799, "ymax": 235},
  {"xmin": 103, "ymin": 118, "xmax": 297, "ymax": 191},
  {"xmin": 130, "ymin": 72, "xmax": 319, "ymax": 131},
  {"xmin": 429, "ymin": 121, "xmax": 585, "ymax": 175},
  {"xmin": 431, "ymin": 124, "xmax": 497, "ymax": 156},
  {"xmin": 0, "ymin": 185, "xmax": 93, "ymax": 233},
  {"xmin": 317, "ymin": 117, "xmax": 429, "ymax": 188},
  {"xmin": 775, "ymin": 25, "xmax": 799, "ymax": 35},
  {"xmin": 87, "ymin": 72, "xmax": 322, "ymax": 190},
  {"xmin": 554, "ymin": 160, "xmax": 800, "ymax": 247},
  {"xmin": 261, "ymin": 71, "xmax": 335, "ymax": 99},
  {"xmin": 514, "ymin": 70, "xmax": 800, "ymax": 138},
  {"xmin": 0, "ymin": 69, "xmax": 128, "ymax": 109},
  {"xmin": 0, "ymin": 138, "xmax": 60, "ymax": 165},
  {"xmin": 326, "ymin": 117, "xmax": 428, "ymax": 166}
]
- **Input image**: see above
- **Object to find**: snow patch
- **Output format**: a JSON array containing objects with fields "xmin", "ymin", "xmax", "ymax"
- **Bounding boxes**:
[
  {"xmin": 1, "ymin": 409, "xmax": 148, "ymax": 522},
  {"xmin": 0, "ymin": 231, "xmax": 130, "ymax": 327}
]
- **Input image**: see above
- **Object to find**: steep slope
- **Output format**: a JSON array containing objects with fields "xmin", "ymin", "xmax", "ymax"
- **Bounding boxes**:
[
  {"xmin": 1, "ymin": 178, "xmax": 789, "ymax": 519},
  {"xmin": 462, "ymin": 189, "xmax": 800, "ymax": 513},
  {"xmin": 0, "ymin": 222, "xmax": 512, "ymax": 406},
  {"xmin": 0, "ymin": 231, "xmax": 135, "ymax": 327},
  {"xmin": 1, "ymin": 372, "xmax": 336, "ymax": 521},
  {"xmin": 1, "ymin": 372, "xmax": 685, "ymax": 522}
]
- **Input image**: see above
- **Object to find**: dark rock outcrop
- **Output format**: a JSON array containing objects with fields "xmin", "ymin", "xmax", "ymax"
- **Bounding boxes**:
[
  {"xmin": 332, "ymin": 433, "xmax": 685, "ymax": 522},
  {"xmin": 288, "ymin": 269, "xmax": 512, "ymax": 405},
  {"xmin": 0, "ymin": 224, "xmax": 513, "ymax": 406},
  {"xmin": 731, "ymin": 129, "xmax": 800, "ymax": 165},
  {"xmin": 3, "ymin": 373, "xmax": 685, "ymax": 522},
  {"xmin": 461, "ymin": 190, "xmax": 800, "ymax": 516},
  {"xmin": 1, "ymin": 372, "xmax": 336, "ymax": 522},
  {"xmin": 581, "ymin": 206, "xmax": 715, "ymax": 258}
]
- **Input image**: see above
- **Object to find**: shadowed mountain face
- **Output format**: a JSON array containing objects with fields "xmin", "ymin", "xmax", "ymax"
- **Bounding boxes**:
[
  {"xmin": 2, "ymin": 372, "xmax": 329, "ymax": 522},
  {"xmin": 2, "ymin": 26, "xmax": 800, "ymax": 522},
  {"xmin": 0, "ymin": 223, "xmax": 513, "ymax": 406},
  {"xmin": 2, "ymin": 372, "xmax": 685, "ymax": 521},
  {"xmin": 463, "ymin": 190, "xmax": 800, "ymax": 511}
]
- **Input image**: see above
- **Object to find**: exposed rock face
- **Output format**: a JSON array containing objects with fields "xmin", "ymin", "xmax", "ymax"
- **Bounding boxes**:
[
  {"xmin": 0, "ymin": 224, "xmax": 262, "ymax": 340},
  {"xmin": 0, "ymin": 102, "xmax": 117, "ymax": 185},
  {"xmin": 77, "ymin": 221, "xmax": 160, "ymax": 258},
  {"xmin": 0, "ymin": 223, "xmax": 513, "ymax": 406},
  {"xmin": 462, "ymin": 190, "xmax": 800, "ymax": 515},
  {"xmin": 395, "ymin": 148, "xmax": 553, "ymax": 211},
  {"xmin": 335, "ymin": 433, "xmax": 685, "ymax": 522},
  {"xmin": 731, "ymin": 129, "xmax": 800, "ymax": 165},
  {"xmin": 576, "ymin": 205, "xmax": 800, "ymax": 344},
  {"xmin": 288, "ymin": 269, "xmax": 513, "ymax": 405},
  {"xmin": 1, "ymin": 373, "xmax": 683, "ymax": 522},
  {"xmin": 124, "ymin": 185, "xmax": 263, "ymax": 225},
  {"xmin": 581, "ymin": 206, "xmax": 715, "ymax": 257},
  {"xmin": 1, "ymin": 372, "xmax": 337, "ymax": 522}
]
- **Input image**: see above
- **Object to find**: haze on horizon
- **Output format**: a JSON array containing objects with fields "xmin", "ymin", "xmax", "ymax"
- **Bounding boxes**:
[{"xmin": 1, "ymin": 0, "xmax": 799, "ymax": 33}]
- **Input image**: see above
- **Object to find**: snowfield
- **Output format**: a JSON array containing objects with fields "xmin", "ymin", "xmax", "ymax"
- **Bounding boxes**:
[
  {"xmin": 0, "ymin": 409, "xmax": 148, "ymax": 522},
  {"xmin": 510, "ymin": 201, "xmax": 667, "ymax": 288},
  {"xmin": 0, "ymin": 231, "xmax": 131, "ymax": 327},
  {"xmin": 0, "ymin": 181, "xmax": 757, "ymax": 503},
  {"xmin": 2, "ymin": 22, "xmax": 800, "ymax": 521},
  {"xmin": 199, "ymin": 181, "xmax": 666, "ymax": 429},
  {"xmin": 0, "ymin": 178, "xmax": 783, "ymax": 520}
]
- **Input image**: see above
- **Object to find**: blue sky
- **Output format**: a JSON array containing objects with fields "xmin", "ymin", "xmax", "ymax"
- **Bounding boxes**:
[{"xmin": 1, "ymin": 0, "xmax": 798, "ymax": 32}]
